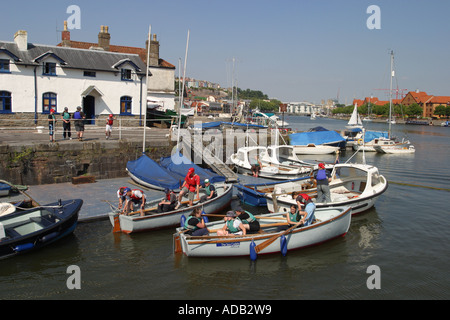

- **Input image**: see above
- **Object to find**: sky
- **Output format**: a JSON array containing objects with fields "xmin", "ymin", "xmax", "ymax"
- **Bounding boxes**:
[{"xmin": 1, "ymin": 0, "xmax": 449, "ymax": 104}]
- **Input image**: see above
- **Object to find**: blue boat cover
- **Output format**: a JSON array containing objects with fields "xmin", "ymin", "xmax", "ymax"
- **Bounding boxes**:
[
  {"xmin": 289, "ymin": 130, "xmax": 345, "ymax": 146},
  {"xmin": 363, "ymin": 131, "xmax": 389, "ymax": 143},
  {"xmin": 160, "ymin": 152, "xmax": 226, "ymax": 185},
  {"xmin": 0, "ymin": 183, "xmax": 11, "ymax": 192},
  {"xmin": 127, "ymin": 155, "xmax": 183, "ymax": 190}
]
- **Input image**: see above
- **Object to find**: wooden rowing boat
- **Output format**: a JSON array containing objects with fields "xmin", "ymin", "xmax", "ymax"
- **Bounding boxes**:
[{"xmin": 173, "ymin": 206, "xmax": 352, "ymax": 258}]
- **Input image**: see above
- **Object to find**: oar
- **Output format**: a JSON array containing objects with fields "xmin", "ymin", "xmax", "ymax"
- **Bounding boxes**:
[
  {"xmin": 202, "ymin": 213, "xmax": 286, "ymax": 220},
  {"xmin": 254, "ymin": 224, "xmax": 298, "ymax": 253}
]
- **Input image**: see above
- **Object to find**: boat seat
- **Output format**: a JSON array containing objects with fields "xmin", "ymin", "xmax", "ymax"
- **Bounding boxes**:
[
  {"xmin": 5, "ymin": 227, "xmax": 21, "ymax": 239},
  {"xmin": 30, "ymin": 217, "xmax": 53, "ymax": 228}
]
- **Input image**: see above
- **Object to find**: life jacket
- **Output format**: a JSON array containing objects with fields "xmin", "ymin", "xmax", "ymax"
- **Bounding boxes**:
[
  {"xmin": 226, "ymin": 219, "xmax": 240, "ymax": 233},
  {"xmin": 185, "ymin": 174, "xmax": 199, "ymax": 192},
  {"xmin": 296, "ymin": 193, "xmax": 312, "ymax": 205},
  {"xmin": 316, "ymin": 169, "xmax": 327, "ymax": 180},
  {"xmin": 238, "ymin": 211, "xmax": 256, "ymax": 224},
  {"xmin": 184, "ymin": 216, "xmax": 200, "ymax": 230},
  {"xmin": 130, "ymin": 189, "xmax": 144, "ymax": 200},
  {"xmin": 73, "ymin": 111, "xmax": 82, "ymax": 120},
  {"xmin": 107, "ymin": 119, "xmax": 114, "ymax": 125},
  {"xmin": 289, "ymin": 210, "xmax": 300, "ymax": 222}
]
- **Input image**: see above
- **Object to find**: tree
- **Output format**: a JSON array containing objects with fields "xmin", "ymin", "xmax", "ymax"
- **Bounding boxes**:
[
  {"xmin": 434, "ymin": 105, "xmax": 446, "ymax": 118},
  {"xmin": 405, "ymin": 103, "xmax": 423, "ymax": 118}
]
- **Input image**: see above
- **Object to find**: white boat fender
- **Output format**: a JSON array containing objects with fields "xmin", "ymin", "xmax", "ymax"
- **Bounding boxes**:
[
  {"xmin": 280, "ymin": 235, "xmax": 288, "ymax": 256},
  {"xmin": 14, "ymin": 243, "xmax": 34, "ymax": 252},
  {"xmin": 40, "ymin": 231, "xmax": 59, "ymax": 243},
  {"xmin": 180, "ymin": 215, "xmax": 186, "ymax": 228}
]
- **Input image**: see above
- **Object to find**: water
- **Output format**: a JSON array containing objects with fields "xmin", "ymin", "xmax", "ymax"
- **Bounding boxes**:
[{"xmin": 1, "ymin": 116, "xmax": 449, "ymax": 300}]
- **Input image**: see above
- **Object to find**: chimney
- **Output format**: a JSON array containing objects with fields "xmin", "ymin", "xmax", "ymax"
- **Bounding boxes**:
[
  {"xmin": 61, "ymin": 21, "xmax": 71, "ymax": 47},
  {"xmin": 14, "ymin": 30, "xmax": 28, "ymax": 51},
  {"xmin": 146, "ymin": 34, "xmax": 160, "ymax": 66},
  {"xmin": 98, "ymin": 25, "xmax": 111, "ymax": 51}
]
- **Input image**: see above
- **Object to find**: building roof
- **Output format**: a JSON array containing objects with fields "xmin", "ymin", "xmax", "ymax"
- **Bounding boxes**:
[
  {"xmin": 58, "ymin": 40, "xmax": 175, "ymax": 69},
  {"xmin": 0, "ymin": 41, "xmax": 148, "ymax": 75}
]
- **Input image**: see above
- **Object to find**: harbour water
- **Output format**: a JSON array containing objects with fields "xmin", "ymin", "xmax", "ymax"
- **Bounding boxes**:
[{"xmin": 1, "ymin": 115, "xmax": 449, "ymax": 300}]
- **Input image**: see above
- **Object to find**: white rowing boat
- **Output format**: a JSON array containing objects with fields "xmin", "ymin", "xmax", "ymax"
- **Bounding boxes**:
[
  {"xmin": 173, "ymin": 206, "xmax": 352, "ymax": 258},
  {"xmin": 108, "ymin": 182, "xmax": 233, "ymax": 234}
]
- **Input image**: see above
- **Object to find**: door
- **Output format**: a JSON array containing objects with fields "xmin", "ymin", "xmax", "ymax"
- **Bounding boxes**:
[{"xmin": 83, "ymin": 95, "xmax": 95, "ymax": 125}]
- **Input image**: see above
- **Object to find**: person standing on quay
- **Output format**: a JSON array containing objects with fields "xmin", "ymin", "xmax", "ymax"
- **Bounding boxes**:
[
  {"xmin": 61, "ymin": 107, "xmax": 72, "ymax": 140},
  {"xmin": 105, "ymin": 114, "xmax": 116, "ymax": 140},
  {"xmin": 48, "ymin": 108, "xmax": 56, "ymax": 142},
  {"xmin": 73, "ymin": 106, "xmax": 86, "ymax": 141}
]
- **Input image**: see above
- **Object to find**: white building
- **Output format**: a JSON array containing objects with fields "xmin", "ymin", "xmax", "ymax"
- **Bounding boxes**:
[
  {"xmin": 284, "ymin": 102, "xmax": 320, "ymax": 115},
  {"xmin": 0, "ymin": 29, "xmax": 148, "ymax": 124}
]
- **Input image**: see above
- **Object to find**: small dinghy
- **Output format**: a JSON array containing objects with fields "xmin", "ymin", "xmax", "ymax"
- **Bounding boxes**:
[{"xmin": 0, "ymin": 199, "xmax": 83, "ymax": 259}]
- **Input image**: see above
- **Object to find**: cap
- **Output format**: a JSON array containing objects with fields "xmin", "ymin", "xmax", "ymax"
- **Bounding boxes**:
[
  {"xmin": 50, "ymin": 109, "xmax": 55, "ymax": 113},
  {"xmin": 319, "ymin": 163, "xmax": 325, "ymax": 169},
  {"xmin": 109, "ymin": 114, "xmax": 113, "ymax": 118},
  {"xmin": 188, "ymin": 168, "xmax": 195, "ymax": 174},
  {"xmin": 123, "ymin": 187, "xmax": 131, "ymax": 194},
  {"xmin": 235, "ymin": 206, "xmax": 244, "ymax": 212},
  {"xmin": 226, "ymin": 211, "xmax": 236, "ymax": 217},
  {"xmin": 204, "ymin": 179, "xmax": 210, "ymax": 184}
]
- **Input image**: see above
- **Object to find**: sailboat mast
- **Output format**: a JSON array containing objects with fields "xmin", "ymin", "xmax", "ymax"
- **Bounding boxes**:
[
  {"xmin": 176, "ymin": 29, "xmax": 190, "ymax": 149},
  {"xmin": 389, "ymin": 50, "xmax": 394, "ymax": 139}
]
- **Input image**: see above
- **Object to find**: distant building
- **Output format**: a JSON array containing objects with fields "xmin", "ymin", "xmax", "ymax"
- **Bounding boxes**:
[
  {"xmin": 0, "ymin": 29, "xmax": 147, "ymax": 124},
  {"xmin": 284, "ymin": 102, "xmax": 319, "ymax": 114},
  {"xmin": 58, "ymin": 23, "xmax": 176, "ymax": 111},
  {"xmin": 401, "ymin": 91, "xmax": 450, "ymax": 118}
]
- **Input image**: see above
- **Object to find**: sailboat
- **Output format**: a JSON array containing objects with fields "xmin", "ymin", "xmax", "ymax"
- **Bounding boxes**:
[
  {"xmin": 375, "ymin": 51, "xmax": 414, "ymax": 154},
  {"xmin": 345, "ymin": 104, "xmax": 363, "ymax": 129}
]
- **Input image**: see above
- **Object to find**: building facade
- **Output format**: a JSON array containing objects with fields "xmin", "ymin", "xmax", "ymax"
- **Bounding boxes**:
[
  {"xmin": 58, "ymin": 23, "xmax": 176, "ymax": 111},
  {"xmin": 0, "ymin": 29, "xmax": 148, "ymax": 125}
]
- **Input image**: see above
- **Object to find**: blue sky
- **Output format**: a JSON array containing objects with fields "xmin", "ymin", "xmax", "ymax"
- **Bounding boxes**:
[{"xmin": 1, "ymin": 0, "xmax": 449, "ymax": 104}]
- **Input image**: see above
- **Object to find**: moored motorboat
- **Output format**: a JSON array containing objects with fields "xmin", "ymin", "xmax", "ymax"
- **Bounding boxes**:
[
  {"xmin": 0, "ymin": 199, "xmax": 83, "ymax": 259},
  {"xmin": 173, "ymin": 206, "xmax": 352, "ymax": 258},
  {"xmin": 108, "ymin": 182, "xmax": 233, "ymax": 234},
  {"xmin": 374, "ymin": 144, "xmax": 415, "ymax": 154},
  {"xmin": 265, "ymin": 163, "xmax": 388, "ymax": 215}
]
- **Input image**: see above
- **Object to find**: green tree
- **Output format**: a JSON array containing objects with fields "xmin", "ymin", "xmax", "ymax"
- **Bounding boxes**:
[
  {"xmin": 434, "ymin": 105, "xmax": 446, "ymax": 118},
  {"xmin": 405, "ymin": 103, "xmax": 423, "ymax": 117}
]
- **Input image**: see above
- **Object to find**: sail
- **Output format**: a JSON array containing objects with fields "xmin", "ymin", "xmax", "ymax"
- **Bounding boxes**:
[{"xmin": 348, "ymin": 104, "xmax": 362, "ymax": 126}]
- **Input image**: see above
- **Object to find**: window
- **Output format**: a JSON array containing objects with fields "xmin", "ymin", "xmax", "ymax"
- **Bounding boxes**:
[
  {"xmin": 0, "ymin": 91, "xmax": 12, "ymax": 113},
  {"xmin": 121, "ymin": 68, "xmax": 132, "ymax": 81},
  {"xmin": 83, "ymin": 71, "xmax": 96, "ymax": 77},
  {"xmin": 0, "ymin": 59, "xmax": 10, "ymax": 73},
  {"xmin": 120, "ymin": 96, "xmax": 132, "ymax": 115},
  {"xmin": 43, "ymin": 62, "xmax": 56, "ymax": 76},
  {"xmin": 43, "ymin": 92, "xmax": 57, "ymax": 114}
]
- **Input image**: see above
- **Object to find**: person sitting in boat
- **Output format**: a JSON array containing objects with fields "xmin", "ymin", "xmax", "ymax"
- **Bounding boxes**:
[
  {"xmin": 157, "ymin": 188, "xmax": 178, "ymax": 213},
  {"xmin": 117, "ymin": 186, "xmax": 129, "ymax": 210},
  {"xmin": 122, "ymin": 188, "xmax": 146, "ymax": 217},
  {"xmin": 235, "ymin": 206, "xmax": 260, "ymax": 234},
  {"xmin": 176, "ymin": 168, "xmax": 200, "ymax": 209},
  {"xmin": 294, "ymin": 193, "xmax": 316, "ymax": 226},
  {"xmin": 250, "ymin": 155, "xmax": 262, "ymax": 177},
  {"xmin": 314, "ymin": 163, "xmax": 332, "ymax": 203},
  {"xmin": 184, "ymin": 208, "xmax": 209, "ymax": 236},
  {"xmin": 199, "ymin": 179, "xmax": 216, "ymax": 203},
  {"xmin": 279, "ymin": 204, "xmax": 303, "ymax": 231},
  {"xmin": 216, "ymin": 211, "xmax": 247, "ymax": 236}
]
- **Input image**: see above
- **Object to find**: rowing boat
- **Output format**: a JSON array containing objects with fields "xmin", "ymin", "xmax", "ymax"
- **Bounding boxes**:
[
  {"xmin": 108, "ymin": 182, "xmax": 233, "ymax": 234},
  {"xmin": 173, "ymin": 206, "xmax": 352, "ymax": 258}
]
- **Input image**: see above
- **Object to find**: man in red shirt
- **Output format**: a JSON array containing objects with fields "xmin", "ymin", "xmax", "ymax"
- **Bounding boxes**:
[{"xmin": 176, "ymin": 168, "xmax": 200, "ymax": 209}]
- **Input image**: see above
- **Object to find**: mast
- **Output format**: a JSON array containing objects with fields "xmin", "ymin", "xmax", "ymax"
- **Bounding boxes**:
[
  {"xmin": 176, "ymin": 29, "xmax": 190, "ymax": 150},
  {"xmin": 143, "ymin": 25, "xmax": 151, "ymax": 154},
  {"xmin": 389, "ymin": 50, "xmax": 394, "ymax": 139}
]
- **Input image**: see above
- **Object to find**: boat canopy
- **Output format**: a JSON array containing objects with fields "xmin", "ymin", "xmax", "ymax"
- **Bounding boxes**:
[
  {"xmin": 127, "ymin": 155, "xmax": 182, "ymax": 190},
  {"xmin": 159, "ymin": 152, "xmax": 226, "ymax": 185},
  {"xmin": 289, "ymin": 130, "xmax": 345, "ymax": 146},
  {"xmin": 364, "ymin": 131, "xmax": 389, "ymax": 143}
]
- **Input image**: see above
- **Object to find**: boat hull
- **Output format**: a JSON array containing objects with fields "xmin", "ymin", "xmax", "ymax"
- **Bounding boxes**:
[
  {"xmin": 175, "ymin": 207, "xmax": 352, "ymax": 257},
  {"xmin": 0, "ymin": 199, "xmax": 82, "ymax": 259},
  {"xmin": 108, "ymin": 183, "xmax": 233, "ymax": 234}
]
